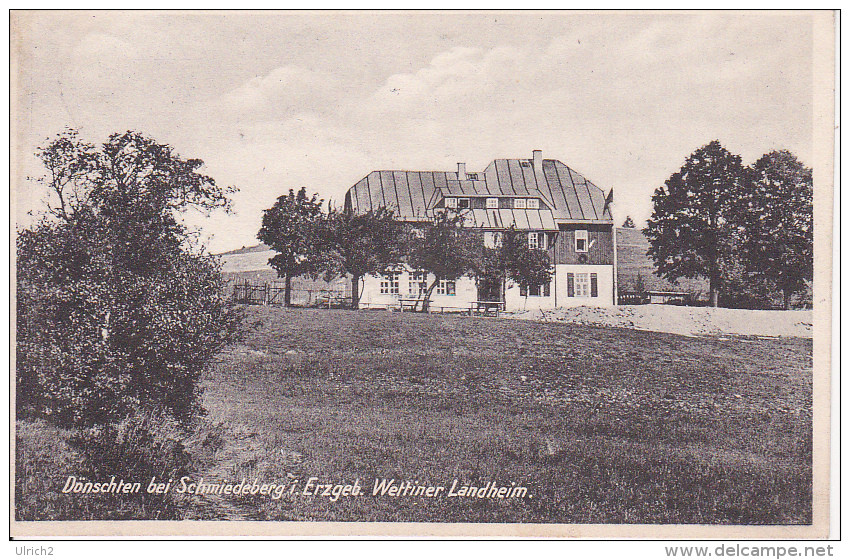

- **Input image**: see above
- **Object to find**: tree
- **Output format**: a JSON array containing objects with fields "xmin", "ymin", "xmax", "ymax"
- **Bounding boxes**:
[
  {"xmin": 258, "ymin": 188, "xmax": 324, "ymax": 306},
  {"xmin": 17, "ymin": 130, "xmax": 242, "ymax": 428},
  {"xmin": 494, "ymin": 226, "xmax": 553, "ymax": 294},
  {"xmin": 407, "ymin": 210, "xmax": 478, "ymax": 312},
  {"xmin": 741, "ymin": 150, "xmax": 813, "ymax": 309},
  {"xmin": 315, "ymin": 206, "xmax": 406, "ymax": 309},
  {"xmin": 622, "ymin": 216, "xmax": 636, "ymax": 228},
  {"xmin": 644, "ymin": 140, "xmax": 746, "ymax": 307}
]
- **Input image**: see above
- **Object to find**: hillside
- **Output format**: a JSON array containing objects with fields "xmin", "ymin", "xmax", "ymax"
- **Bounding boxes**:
[
  {"xmin": 616, "ymin": 227, "xmax": 709, "ymax": 296},
  {"xmin": 217, "ymin": 243, "xmax": 271, "ymax": 256},
  {"xmin": 189, "ymin": 307, "xmax": 812, "ymax": 523}
]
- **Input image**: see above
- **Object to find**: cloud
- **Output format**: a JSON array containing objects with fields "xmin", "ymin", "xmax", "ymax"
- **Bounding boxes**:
[
  {"xmin": 16, "ymin": 12, "xmax": 817, "ymax": 253},
  {"xmin": 215, "ymin": 65, "xmax": 341, "ymax": 120}
]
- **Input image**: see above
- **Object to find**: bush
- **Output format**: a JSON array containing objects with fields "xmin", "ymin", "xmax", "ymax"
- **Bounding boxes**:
[
  {"xmin": 17, "ymin": 221, "xmax": 243, "ymax": 426},
  {"xmin": 16, "ymin": 130, "xmax": 243, "ymax": 428}
]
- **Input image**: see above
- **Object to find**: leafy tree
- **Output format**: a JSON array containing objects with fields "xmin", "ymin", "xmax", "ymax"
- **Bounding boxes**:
[
  {"xmin": 494, "ymin": 226, "xmax": 552, "ymax": 294},
  {"xmin": 740, "ymin": 150, "xmax": 813, "ymax": 309},
  {"xmin": 314, "ymin": 206, "xmax": 406, "ymax": 309},
  {"xmin": 407, "ymin": 210, "xmax": 478, "ymax": 312},
  {"xmin": 258, "ymin": 188, "xmax": 325, "ymax": 306},
  {"xmin": 644, "ymin": 140, "xmax": 746, "ymax": 307},
  {"xmin": 17, "ymin": 130, "xmax": 242, "ymax": 428},
  {"xmin": 622, "ymin": 216, "xmax": 636, "ymax": 228}
]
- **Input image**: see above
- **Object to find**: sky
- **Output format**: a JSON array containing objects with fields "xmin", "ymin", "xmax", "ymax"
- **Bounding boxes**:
[{"xmin": 13, "ymin": 11, "xmax": 815, "ymax": 253}]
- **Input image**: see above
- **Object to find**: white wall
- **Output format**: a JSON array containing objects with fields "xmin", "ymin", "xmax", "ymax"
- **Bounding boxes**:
[
  {"xmin": 360, "ymin": 264, "xmax": 615, "ymax": 310},
  {"xmin": 504, "ymin": 280, "xmax": 555, "ymax": 311},
  {"xmin": 553, "ymin": 264, "xmax": 615, "ymax": 307},
  {"xmin": 360, "ymin": 270, "xmax": 476, "ymax": 310}
]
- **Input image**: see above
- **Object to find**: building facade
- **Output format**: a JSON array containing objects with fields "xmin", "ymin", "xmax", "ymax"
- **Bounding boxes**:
[{"xmin": 343, "ymin": 150, "xmax": 616, "ymax": 311}]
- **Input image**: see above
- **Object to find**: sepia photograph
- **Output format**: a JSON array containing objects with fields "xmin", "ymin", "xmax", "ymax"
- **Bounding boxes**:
[{"xmin": 9, "ymin": 9, "xmax": 836, "ymax": 539}]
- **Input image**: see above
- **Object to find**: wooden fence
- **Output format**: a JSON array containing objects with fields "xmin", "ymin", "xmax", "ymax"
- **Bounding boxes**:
[
  {"xmin": 618, "ymin": 291, "xmax": 691, "ymax": 306},
  {"xmin": 232, "ymin": 280, "xmax": 350, "ymax": 308}
]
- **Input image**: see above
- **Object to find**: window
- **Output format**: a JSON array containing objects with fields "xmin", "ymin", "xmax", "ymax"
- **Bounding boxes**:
[
  {"xmin": 484, "ymin": 231, "xmax": 503, "ymax": 248},
  {"xmin": 486, "ymin": 197, "xmax": 499, "ymax": 209},
  {"xmin": 445, "ymin": 197, "xmax": 458, "ymax": 209},
  {"xmin": 575, "ymin": 230, "xmax": 588, "ymax": 252},
  {"xmin": 575, "ymin": 273, "xmax": 590, "ymax": 297},
  {"xmin": 520, "ymin": 282, "xmax": 551, "ymax": 297},
  {"xmin": 467, "ymin": 173, "xmax": 479, "ymax": 180},
  {"xmin": 409, "ymin": 271, "xmax": 428, "ymax": 297},
  {"xmin": 567, "ymin": 272, "xmax": 597, "ymax": 298},
  {"xmin": 380, "ymin": 272, "xmax": 400, "ymax": 294},
  {"xmin": 436, "ymin": 279, "xmax": 456, "ymax": 296},
  {"xmin": 520, "ymin": 161, "xmax": 532, "ymax": 168},
  {"xmin": 528, "ymin": 232, "xmax": 547, "ymax": 250},
  {"xmin": 526, "ymin": 198, "xmax": 540, "ymax": 209},
  {"xmin": 458, "ymin": 198, "xmax": 470, "ymax": 209},
  {"xmin": 514, "ymin": 198, "xmax": 527, "ymax": 209}
]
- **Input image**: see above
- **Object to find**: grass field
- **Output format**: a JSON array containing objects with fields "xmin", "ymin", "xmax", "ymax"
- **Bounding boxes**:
[{"xmin": 188, "ymin": 306, "xmax": 812, "ymax": 524}]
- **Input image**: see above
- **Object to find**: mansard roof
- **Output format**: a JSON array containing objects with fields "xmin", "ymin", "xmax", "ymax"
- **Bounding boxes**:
[{"xmin": 343, "ymin": 155, "xmax": 613, "ymax": 229}]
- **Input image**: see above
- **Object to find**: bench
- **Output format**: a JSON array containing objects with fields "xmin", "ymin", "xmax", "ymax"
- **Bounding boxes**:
[{"xmin": 469, "ymin": 301, "xmax": 506, "ymax": 317}]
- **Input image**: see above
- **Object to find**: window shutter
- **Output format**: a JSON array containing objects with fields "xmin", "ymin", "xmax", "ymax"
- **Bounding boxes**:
[
  {"xmin": 590, "ymin": 273, "xmax": 598, "ymax": 297},
  {"xmin": 567, "ymin": 273, "xmax": 574, "ymax": 297},
  {"xmin": 544, "ymin": 281, "xmax": 551, "ymax": 297},
  {"xmin": 520, "ymin": 284, "xmax": 527, "ymax": 296}
]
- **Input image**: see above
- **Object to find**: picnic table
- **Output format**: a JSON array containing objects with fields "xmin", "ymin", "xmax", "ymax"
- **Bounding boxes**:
[
  {"xmin": 317, "ymin": 292, "xmax": 352, "ymax": 309},
  {"xmin": 469, "ymin": 300, "xmax": 505, "ymax": 317},
  {"xmin": 398, "ymin": 297, "xmax": 426, "ymax": 312}
]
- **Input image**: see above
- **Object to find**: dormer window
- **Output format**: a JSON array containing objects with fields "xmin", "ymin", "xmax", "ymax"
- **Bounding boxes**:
[
  {"xmin": 467, "ymin": 173, "xmax": 479, "ymax": 180},
  {"xmin": 575, "ymin": 230, "xmax": 588, "ymax": 252},
  {"xmin": 445, "ymin": 197, "xmax": 457, "ymax": 209},
  {"xmin": 486, "ymin": 197, "xmax": 499, "ymax": 209},
  {"xmin": 520, "ymin": 161, "xmax": 532, "ymax": 168},
  {"xmin": 514, "ymin": 198, "xmax": 527, "ymax": 209},
  {"xmin": 526, "ymin": 198, "xmax": 539, "ymax": 209}
]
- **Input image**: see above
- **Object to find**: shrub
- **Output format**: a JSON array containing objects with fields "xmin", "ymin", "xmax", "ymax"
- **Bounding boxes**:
[{"xmin": 16, "ymin": 130, "xmax": 243, "ymax": 428}]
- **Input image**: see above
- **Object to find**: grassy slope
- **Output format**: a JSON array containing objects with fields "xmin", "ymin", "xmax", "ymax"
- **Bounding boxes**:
[
  {"xmin": 197, "ymin": 307, "xmax": 812, "ymax": 524},
  {"xmin": 616, "ymin": 227, "xmax": 709, "ymax": 294}
]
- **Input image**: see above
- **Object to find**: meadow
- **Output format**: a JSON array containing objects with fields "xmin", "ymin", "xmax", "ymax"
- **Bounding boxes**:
[{"xmin": 185, "ymin": 306, "xmax": 812, "ymax": 524}]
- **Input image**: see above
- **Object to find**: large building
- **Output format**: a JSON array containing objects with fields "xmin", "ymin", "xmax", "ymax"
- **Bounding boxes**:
[{"xmin": 344, "ymin": 150, "xmax": 616, "ymax": 312}]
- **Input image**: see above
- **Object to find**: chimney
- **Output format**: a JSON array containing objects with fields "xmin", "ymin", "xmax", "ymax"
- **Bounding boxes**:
[
  {"xmin": 457, "ymin": 162, "xmax": 466, "ymax": 180},
  {"xmin": 532, "ymin": 150, "xmax": 543, "ymax": 176}
]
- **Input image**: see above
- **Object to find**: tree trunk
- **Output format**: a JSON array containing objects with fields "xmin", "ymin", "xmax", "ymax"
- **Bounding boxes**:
[
  {"xmin": 709, "ymin": 275, "xmax": 719, "ymax": 308},
  {"xmin": 351, "ymin": 274, "xmax": 361, "ymax": 310},
  {"xmin": 284, "ymin": 274, "xmax": 292, "ymax": 307},
  {"xmin": 421, "ymin": 279, "xmax": 440, "ymax": 313},
  {"xmin": 783, "ymin": 289, "xmax": 791, "ymax": 310}
]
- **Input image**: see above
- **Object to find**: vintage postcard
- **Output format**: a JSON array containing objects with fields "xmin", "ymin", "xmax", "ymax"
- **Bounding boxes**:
[{"xmin": 9, "ymin": 10, "xmax": 836, "ymax": 539}]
